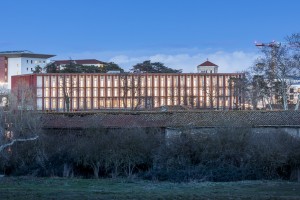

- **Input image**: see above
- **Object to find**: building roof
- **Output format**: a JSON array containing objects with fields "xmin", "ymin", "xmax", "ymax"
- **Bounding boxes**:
[
  {"xmin": 198, "ymin": 60, "xmax": 218, "ymax": 67},
  {"xmin": 53, "ymin": 59, "xmax": 106, "ymax": 65},
  {"xmin": 42, "ymin": 110, "xmax": 300, "ymax": 129},
  {"xmin": 0, "ymin": 50, "xmax": 55, "ymax": 59}
]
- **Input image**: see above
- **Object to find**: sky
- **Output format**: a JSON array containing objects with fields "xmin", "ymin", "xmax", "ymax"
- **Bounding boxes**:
[{"xmin": 0, "ymin": 0, "xmax": 299, "ymax": 72}]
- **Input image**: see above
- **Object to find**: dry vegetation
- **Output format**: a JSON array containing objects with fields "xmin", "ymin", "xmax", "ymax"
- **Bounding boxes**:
[{"xmin": 1, "ymin": 126, "xmax": 300, "ymax": 182}]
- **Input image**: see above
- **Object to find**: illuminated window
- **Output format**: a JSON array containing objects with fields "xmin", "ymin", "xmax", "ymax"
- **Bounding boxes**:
[
  {"xmin": 72, "ymin": 76, "xmax": 77, "ymax": 87},
  {"xmin": 93, "ymin": 76, "xmax": 98, "ymax": 86},
  {"xmin": 86, "ymin": 76, "xmax": 91, "ymax": 87},
  {"xmin": 44, "ymin": 98, "xmax": 49, "ymax": 110},
  {"xmin": 114, "ymin": 76, "xmax": 118, "ymax": 86},
  {"xmin": 51, "ymin": 76, "xmax": 57, "ymax": 87},
  {"xmin": 59, "ymin": 98, "xmax": 64, "ymax": 110},
  {"xmin": 107, "ymin": 76, "xmax": 111, "ymax": 87},
  {"xmin": 44, "ymin": 88, "xmax": 49, "ymax": 97},
  {"xmin": 44, "ymin": 76, "xmax": 50, "ymax": 87},
  {"xmin": 93, "ymin": 98, "xmax": 98, "ymax": 109},
  {"xmin": 107, "ymin": 88, "xmax": 111, "ymax": 97},
  {"xmin": 114, "ymin": 89, "xmax": 118, "ymax": 97},
  {"xmin": 51, "ymin": 98, "xmax": 57, "ymax": 110},
  {"xmin": 72, "ymin": 99, "xmax": 77, "ymax": 110},
  {"xmin": 79, "ymin": 98, "xmax": 84, "ymax": 109},
  {"xmin": 80, "ymin": 76, "xmax": 85, "ymax": 87},
  {"xmin": 93, "ymin": 88, "xmax": 98, "ymax": 97},
  {"xmin": 100, "ymin": 76, "xmax": 105, "ymax": 87},
  {"xmin": 160, "ymin": 77, "xmax": 165, "ymax": 87},
  {"xmin": 72, "ymin": 89, "xmax": 77, "ymax": 97},
  {"xmin": 154, "ymin": 88, "xmax": 158, "ymax": 96},
  {"xmin": 86, "ymin": 88, "xmax": 91, "ymax": 97},
  {"xmin": 147, "ymin": 77, "xmax": 152, "ymax": 87},
  {"xmin": 86, "ymin": 98, "xmax": 91, "ymax": 109},
  {"xmin": 51, "ymin": 88, "xmax": 56, "ymax": 97},
  {"xmin": 100, "ymin": 89, "xmax": 104, "ymax": 96}
]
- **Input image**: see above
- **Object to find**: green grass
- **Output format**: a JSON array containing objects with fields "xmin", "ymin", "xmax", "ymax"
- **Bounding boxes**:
[{"xmin": 0, "ymin": 177, "xmax": 299, "ymax": 199}]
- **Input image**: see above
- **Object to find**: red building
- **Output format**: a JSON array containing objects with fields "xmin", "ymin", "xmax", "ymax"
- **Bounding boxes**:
[{"xmin": 11, "ymin": 72, "xmax": 245, "ymax": 111}]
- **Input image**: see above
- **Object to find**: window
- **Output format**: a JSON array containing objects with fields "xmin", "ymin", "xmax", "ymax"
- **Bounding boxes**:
[
  {"xmin": 290, "ymin": 95, "xmax": 294, "ymax": 100},
  {"xmin": 27, "ymin": 60, "xmax": 28, "ymax": 63},
  {"xmin": 290, "ymin": 88, "xmax": 294, "ymax": 93},
  {"xmin": 31, "ymin": 60, "xmax": 33, "ymax": 64}
]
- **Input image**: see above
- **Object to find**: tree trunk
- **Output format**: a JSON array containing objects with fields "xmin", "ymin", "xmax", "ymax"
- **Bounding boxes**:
[
  {"xmin": 264, "ymin": 95, "xmax": 273, "ymax": 110},
  {"xmin": 295, "ymin": 94, "xmax": 300, "ymax": 110},
  {"xmin": 282, "ymin": 93, "xmax": 288, "ymax": 110},
  {"xmin": 92, "ymin": 162, "xmax": 100, "ymax": 179},
  {"xmin": 63, "ymin": 163, "xmax": 73, "ymax": 178}
]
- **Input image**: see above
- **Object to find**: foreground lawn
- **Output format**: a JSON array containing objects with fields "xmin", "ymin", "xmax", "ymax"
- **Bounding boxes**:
[{"xmin": 0, "ymin": 177, "xmax": 299, "ymax": 200}]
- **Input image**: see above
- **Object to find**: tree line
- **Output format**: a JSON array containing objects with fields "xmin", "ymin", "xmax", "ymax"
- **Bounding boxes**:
[
  {"xmin": 1, "ymin": 124, "xmax": 300, "ymax": 182},
  {"xmin": 32, "ymin": 60, "xmax": 182, "ymax": 74}
]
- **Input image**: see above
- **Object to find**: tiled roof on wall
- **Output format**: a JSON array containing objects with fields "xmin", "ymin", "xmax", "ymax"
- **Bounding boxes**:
[{"xmin": 42, "ymin": 111, "xmax": 300, "ymax": 129}]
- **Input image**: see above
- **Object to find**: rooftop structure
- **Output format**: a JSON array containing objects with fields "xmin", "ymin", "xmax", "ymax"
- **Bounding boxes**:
[
  {"xmin": 0, "ymin": 50, "xmax": 55, "ymax": 59},
  {"xmin": 197, "ymin": 60, "xmax": 219, "ymax": 73}
]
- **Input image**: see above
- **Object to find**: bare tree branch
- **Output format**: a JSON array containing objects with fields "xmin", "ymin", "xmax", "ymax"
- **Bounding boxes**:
[{"xmin": 0, "ymin": 135, "xmax": 38, "ymax": 152}]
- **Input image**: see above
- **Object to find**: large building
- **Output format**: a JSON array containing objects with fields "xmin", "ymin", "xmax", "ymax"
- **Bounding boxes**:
[
  {"xmin": 0, "ymin": 50, "xmax": 55, "ymax": 89},
  {"xmin": 12, "ymin": 72, "xmax": 245, "ymax": 111}
]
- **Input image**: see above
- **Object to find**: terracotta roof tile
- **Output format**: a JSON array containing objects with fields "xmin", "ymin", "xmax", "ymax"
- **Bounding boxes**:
[
  {"xmin": 42, "ymin": 111, "xmax": 300, "ymax": 129},
  {"xmin": 198, "ymin": 61, "xmax": 218, "ymax": 67},
  {"xmin": 53, "ymin": 59, "xmax": 105, "ymax": 65}
]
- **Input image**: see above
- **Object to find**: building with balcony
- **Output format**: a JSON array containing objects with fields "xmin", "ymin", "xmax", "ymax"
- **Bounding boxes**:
[{"xmin": 12, "ymin": 72, "xmax": 245, "ymax": 111}]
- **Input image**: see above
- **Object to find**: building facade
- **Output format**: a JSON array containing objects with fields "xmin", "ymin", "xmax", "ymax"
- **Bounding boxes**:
[
  {"xmin": 0, "ymin": 51, "xmax": 55, "ymax": 89},
  {"xmin": 12, "ymin": 72, "xmax": 245, "ymax": 111},
  {"xmin": 197, "ymin": 60, "xmax": 219, "ymax": 73},
  {"xmin": 53, "ymin": 59, "xmax": 105, "ymax": 69}
]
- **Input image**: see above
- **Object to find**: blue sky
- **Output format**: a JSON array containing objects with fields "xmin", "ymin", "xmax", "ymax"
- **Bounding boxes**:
[{"xmin": 1, "ymin": 0, "xmax": 299, "ymax": 72}]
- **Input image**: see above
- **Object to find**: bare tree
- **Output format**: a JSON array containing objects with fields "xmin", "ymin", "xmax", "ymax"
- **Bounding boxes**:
[
  {"xmin": 0, "ymin": 82, "xmax": 40, "ymax": 153},
  {"xmin": 252, "ymin": 34, "xmax": 300, "ymax": 110},
  {"xmin": 59, "ymin": 75, "xmax": 71, "ymax": 112},
  {"xmin": 120, "ymin": 73, "xmax": 130, "ymax": 109}
]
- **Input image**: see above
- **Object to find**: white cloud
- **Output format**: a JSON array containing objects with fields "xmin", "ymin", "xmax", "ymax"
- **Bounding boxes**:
[{"xmin": 109, "ymin": 51, "xmax": 258, "ymax": 73}]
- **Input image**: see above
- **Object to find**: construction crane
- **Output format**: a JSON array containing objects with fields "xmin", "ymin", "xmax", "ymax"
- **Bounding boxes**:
[
  {"xmin": 255, "ymin": 40, "xmax": 299, "ymax": 49},
  {"xmin": 254, "ymin": 40, "xmax": 281, "ymax": 48}
]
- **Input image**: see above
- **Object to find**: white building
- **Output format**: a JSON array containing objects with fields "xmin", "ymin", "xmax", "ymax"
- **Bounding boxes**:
[
  {"xmin": 52, "ymin": 59, "xmax": 105, "ymax": 70},
  {"xmin": 288, "ymin": 83, "xmax": 300, "ymax": 105},
  {"xmin": 197, "ymin": 60, "xmax": 219, "ymax": 73},
  {"xmin": 0, "ymin": 50, "xmax": 55, "ymax": 89}
]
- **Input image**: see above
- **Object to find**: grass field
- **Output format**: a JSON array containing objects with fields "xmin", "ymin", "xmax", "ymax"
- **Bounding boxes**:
[{"xmin": 0, "ymin": 177, "xmax": 299, "ymax": 199}]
